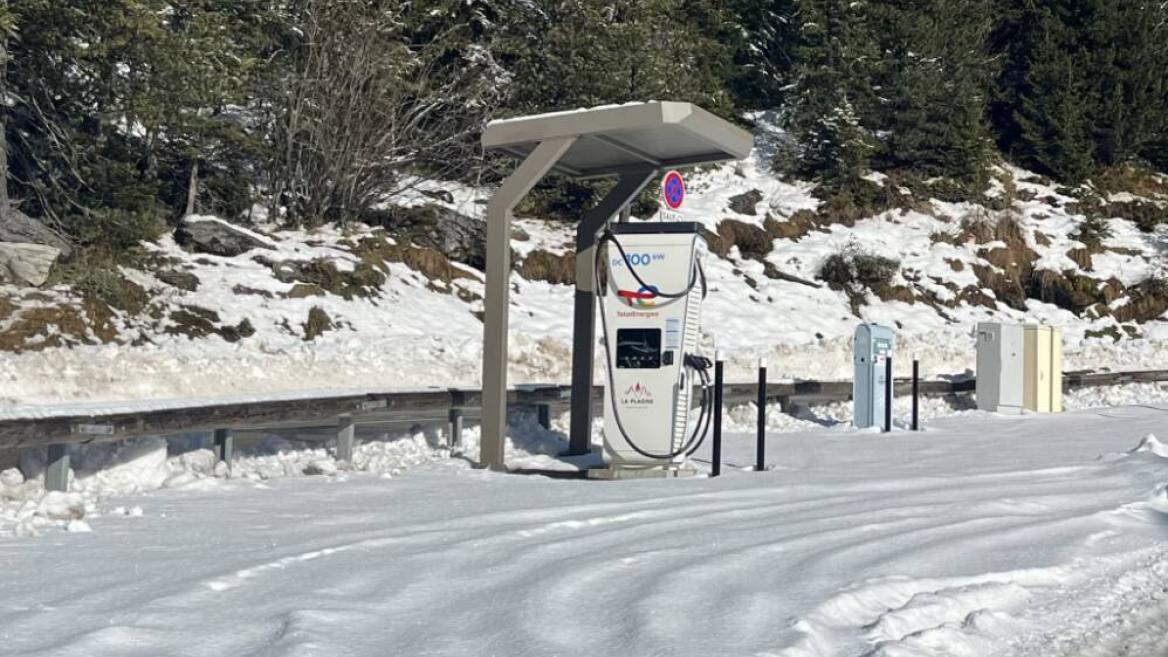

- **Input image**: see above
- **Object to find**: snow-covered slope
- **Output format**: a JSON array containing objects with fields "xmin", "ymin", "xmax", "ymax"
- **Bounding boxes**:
[{"xmin": 1, "ymin": 124, "xmax": 1166, "ymax": 408}]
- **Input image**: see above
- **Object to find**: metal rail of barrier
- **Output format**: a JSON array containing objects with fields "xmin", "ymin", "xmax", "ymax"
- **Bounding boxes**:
[{"xmin": 1, "ymin": 369, "xmax": 1164, "ymax": 451}]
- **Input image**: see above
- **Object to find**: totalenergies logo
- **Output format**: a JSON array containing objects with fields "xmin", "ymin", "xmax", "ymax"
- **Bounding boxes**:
[{"xmin": 617, "ymin": 285, "xmax": 658, "ymax": 308}]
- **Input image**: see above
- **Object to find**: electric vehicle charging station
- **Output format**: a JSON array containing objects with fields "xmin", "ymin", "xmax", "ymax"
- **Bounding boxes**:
[
  {"xmin": 476, "ymin": 102, "xmax": 752, "ymax": 472},
  {"xmin": 597, "ymin": 222, "xmax": 712, "ymax": 468},
  {"xmin": 853, "ymin": 323, "xmax": 895, "ymax": 429}
]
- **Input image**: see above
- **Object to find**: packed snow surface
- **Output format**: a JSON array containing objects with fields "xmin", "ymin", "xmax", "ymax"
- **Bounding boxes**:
[{"xmin": 2, "ymin": 404, "xmax": 1167, "ymax": 656}]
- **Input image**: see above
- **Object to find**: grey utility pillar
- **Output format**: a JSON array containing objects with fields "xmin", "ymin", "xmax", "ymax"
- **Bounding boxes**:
[
  {"xmin": 566, "ymin": 168, "xmax": 657, "ymax": 455},
  {"xmin": 478, "ymin": 102, "xmax": 753, "ymax": 470},
  {"xmin": 45, "ymin": 443, "xmax": 70, "ymax": 492},
  {"xmin": 336, "ymin": 417, "xmax": 355, "ymax": 463}
]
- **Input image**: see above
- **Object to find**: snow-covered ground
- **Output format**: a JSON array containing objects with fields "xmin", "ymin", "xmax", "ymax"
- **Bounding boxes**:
[{"xmin": 2, "ymin": 398, "xmax": 1167, "ymax": 656}]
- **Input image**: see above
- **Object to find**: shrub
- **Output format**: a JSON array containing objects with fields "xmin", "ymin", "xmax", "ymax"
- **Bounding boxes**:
[
  {"xmin": 817, "ymin": 248, "xmax": 900, "ymax": 291},
  {"xmin": 818, "ymin": 253, "xmax": 854, "ymax": 287},
  {"xmin": 69, "ymin": 207, "xmax": 166, "ymax": 251},
  {"xmin": 1075, "ymin": 215, "xmax": 1114, "ymax": 248},
  {"xmin": 852, "ymin": 254, "xmax": 899, "ymax": 286}
]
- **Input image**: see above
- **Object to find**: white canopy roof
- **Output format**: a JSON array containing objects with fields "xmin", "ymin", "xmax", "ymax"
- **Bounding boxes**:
[{"xmin": 482, "ymin": 102, "xmax": 753, "ymax": 178}]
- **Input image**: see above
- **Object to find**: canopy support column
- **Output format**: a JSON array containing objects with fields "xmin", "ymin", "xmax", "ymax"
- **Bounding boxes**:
[
  {"xmin": 566, "ymin": 168, "xmax": 658, "ymax": 456},
  {"xmin": 480, "ymin": 137, "xmax": 577, "ymax": 469}
]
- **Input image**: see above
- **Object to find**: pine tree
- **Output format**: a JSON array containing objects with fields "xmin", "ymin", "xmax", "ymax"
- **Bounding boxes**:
[
  {"xmin": 869, "ymin": 0, "xmax": 995, "ymax": 186},
  {"xmin": 1082, "ymin": 0, "xmax": 1168, "ymax": 168},
  {"xmin": 505, "ymin": 0, "xmax": 735, "ymax": 118},
  {"xmin": 990, "ymin": 0, "xmax": 1168, "ymax": 182},
  {"xmin": 782, "ymin": 0, "xmax": 878, "ymax": 188},
  {"xmin": 724, "ymin": 0, "xmax": 799, "ymax": 109}
]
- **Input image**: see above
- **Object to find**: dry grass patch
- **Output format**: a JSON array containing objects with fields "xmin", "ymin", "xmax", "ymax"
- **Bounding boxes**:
[{"xmin": 519, "ymin": 250, "xmax": 575, "ymax": 285}]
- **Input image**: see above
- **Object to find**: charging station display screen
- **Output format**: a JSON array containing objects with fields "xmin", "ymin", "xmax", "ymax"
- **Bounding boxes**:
[{"xmin": 615, "ymin": 329, "xmax": 661, "ymax": 369}]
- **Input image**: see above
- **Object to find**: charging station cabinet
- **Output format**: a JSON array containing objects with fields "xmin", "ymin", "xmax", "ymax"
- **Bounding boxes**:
[
  {"xmin": 976, "ymin": 322, "xmax": 1024, "ymax": 413},
  {"xmin": 600, "ymin": 222, "xmax": 707, "ymax": 467},
  {"xmin": 853, "ymin": 323, "xmax": 894, "ymax": 429}
]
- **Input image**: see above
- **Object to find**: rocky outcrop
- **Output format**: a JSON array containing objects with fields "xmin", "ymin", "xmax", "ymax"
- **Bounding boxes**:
[
  {"xmin": 0, "ymin": 242, "xmax": 60, "ymax": 287},
  {"xmin": 728, "ymin": 189, "xmax": 765, "ymax": 216},
  {"xmin": 175, "ymin": 215, "xmax": 276, "ymax": 257},
  {"xmin": 0, "ymin": 208, "xmax": 72, "ymax": 257},
  {"xmin": 368, "ymin": 204, "xmax": 486, "ymax": 270}
]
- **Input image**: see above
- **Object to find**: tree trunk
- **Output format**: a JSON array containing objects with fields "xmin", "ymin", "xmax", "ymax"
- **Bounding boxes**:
[
  {"xmin": 0, "ymin": 0, "xmax": 10, "ymax": 215},
  {"xmin": 184, "ymin": 159, "xmax": 198, "ymax": 217}
]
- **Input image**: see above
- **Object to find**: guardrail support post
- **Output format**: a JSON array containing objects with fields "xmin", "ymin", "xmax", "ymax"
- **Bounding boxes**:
[
  {"xmin": 45, "ymin": 443, "xmax": 69, "ymax": 492},
  {"xmin": 912, "ymin": 359, "xmax": 920, "ymax": 431},
  {"xmin": 214, "ymin": 429, "xmax": 234, "ymax": 470},
  {"xmin": 756, "ymin": 360, "xmax": 767, "ymax": 472},
  {"xmin": 884, "ymin": 357, "xmax": 893, "ymax": 433},
  {"xmin": 537, "ymin": 403, "xmax": 552, "ymax": 431},
  {"xmin": 337, "ymin": 418, "xmax": 355, "ymax": 463},
  {"xmin": 448, "ymin": 408, "xmax": 464, "ymax": 448},
  {"xmin": 712, "ymin": 357, "xmax": 724, "ymax": 478}
]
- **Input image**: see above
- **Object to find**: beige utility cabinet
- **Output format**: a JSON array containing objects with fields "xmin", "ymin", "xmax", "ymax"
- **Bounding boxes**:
[
  {"xmin": 977, "ymin": 322, "xmax": 1063, "ymax": 413},
  {"xmin": 1023, "ymin": 325, "xmax": 1063, "ymax": 412}
]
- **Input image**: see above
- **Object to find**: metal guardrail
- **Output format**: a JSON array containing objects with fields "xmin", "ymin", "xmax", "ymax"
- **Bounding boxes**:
[{"xmin": 1, "ymin": 369, "xmax": 1166, "ymax": 450}]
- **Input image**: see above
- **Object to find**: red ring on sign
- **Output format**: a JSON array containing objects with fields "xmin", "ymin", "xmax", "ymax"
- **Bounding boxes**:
[{"xmin": 662, "ymin": 170, "xmax": 685, "ymax": 210}]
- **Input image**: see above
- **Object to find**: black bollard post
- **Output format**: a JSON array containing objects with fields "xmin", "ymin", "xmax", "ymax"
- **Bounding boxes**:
[
  {"xmin": 912, "ymin": 359, "xmax": 920, "ymax": 431},
  {"xmin": 756, "ymin": 361, "xmax": 767, "ymax": 471},
  {"xmin": 884, "ymin": 356, "xmax": 893, "ymax": 432},
  {"xmin": 712, "ymin": 357, "xmax": 724, "ymax": 478}
]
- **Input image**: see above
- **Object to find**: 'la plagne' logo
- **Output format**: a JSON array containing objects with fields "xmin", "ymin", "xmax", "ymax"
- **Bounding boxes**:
[{"xmin": 621, "ymin": 382, "xmax": 654, "ymax": 406}]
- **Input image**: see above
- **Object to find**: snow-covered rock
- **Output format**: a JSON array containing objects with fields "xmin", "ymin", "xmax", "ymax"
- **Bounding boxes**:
[
  {"xmin": 0, "ymin": 467, "xmax": 24, "ymax": 489},
  {"xmin": 35, "ymin": 491, "xmax": 86, "ymax": 521},
  {"xmin": 174, "ymin": 215, "xmax": 276, "ymax": 257},
  {"xmin": 303, "ymin": 459, "xmax": 339, "ymax": 476}
]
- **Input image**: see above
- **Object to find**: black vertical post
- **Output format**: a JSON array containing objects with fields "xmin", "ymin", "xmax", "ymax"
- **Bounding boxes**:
[
  {"xmin": 912, "ymin": 359, "xmax": 920, "ymax": 431},
  {"xmin": 756, "ymin": 363, "xmax": 767, "ymax": 471},
  {"xmin": 712, "ymin": 359, "xmax": 724, "ymax": 478},
  {"xmin": 884, "ymin": 357, "xmax": 893, "ymax": 433}
]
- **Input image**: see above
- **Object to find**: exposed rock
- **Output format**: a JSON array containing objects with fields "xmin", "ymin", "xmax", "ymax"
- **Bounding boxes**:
[
  {"xmin": 1115, "ymin": 278, "xmax": 1168, "ymax": 323},
  {"xmin": 157, "ymin": 269, "xmax": 200, "ymax": 292},
  {"xmin": 366, "ymin": 204, "xmax": 486, "ymax": 270},
  {"xmin": 765, "ymin": 210, "xmax": 819, "ymax": 241},
  {"xmin": 0, "ymin": 242, "xmax": 60, "ymax": 287},
  {"xmin": 175, "ymin": 215, "xmax": 276, "ymax": 257},
  {"xmin": 717, "ymin": 219, "xmax": 773, "ymax": 259},
  {"xmin": 232, "ymin": 284, "xmax": 273, "ymax": 298},
  {"xmin": 303, "ymin": 306, "xmax": 334, "ymax": 340},
  {"xmin": 220, "ymin": 319, "xmax": 256, "ymax": 343},
  {"xmin": 273, "ymin": 257, "xmax": 385, "ymax": 299},
  {"xmin": 0, "ymin": 208, "xmax": 72, "ymax": 257},
  {"xmin": 728, "ymin": 189, "xmax": 765, "ymax": 216},
  {"xmin": 285, "ymin": 283, "xmax": 326, "ymax": 298}
]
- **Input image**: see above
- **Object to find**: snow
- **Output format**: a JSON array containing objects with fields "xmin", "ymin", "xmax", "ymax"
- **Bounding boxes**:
[{"xmin": 1, "ymin": 405, "xmax": 1166, "ymax": 656}]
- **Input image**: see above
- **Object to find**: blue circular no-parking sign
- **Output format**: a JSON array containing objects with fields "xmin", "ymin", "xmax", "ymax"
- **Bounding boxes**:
[{"xmin": 662, "ymin": 170, "xmax": 685, "ymax": 210}]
